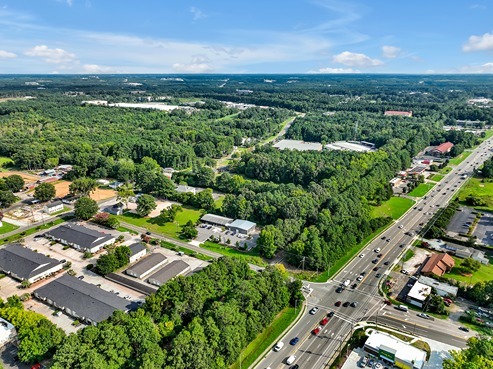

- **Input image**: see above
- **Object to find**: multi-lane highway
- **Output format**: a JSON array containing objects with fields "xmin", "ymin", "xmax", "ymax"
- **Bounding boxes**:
[{"xmin": 257, "ymin": 136, "xmax": 493, "ymax": 369}]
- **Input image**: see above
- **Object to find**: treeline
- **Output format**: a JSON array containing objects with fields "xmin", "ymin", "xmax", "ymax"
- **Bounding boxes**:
[
  {"xmin": 50, "ymin": 257, "xmax": 302, "ymax": 369},
  {"xmin": 0, "ymin": 97, "xmax": 291, "ymax": 171}
]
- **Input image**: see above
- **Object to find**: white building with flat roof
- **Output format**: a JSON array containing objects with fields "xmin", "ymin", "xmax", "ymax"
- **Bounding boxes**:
[
  {"xmin": 406, "ymin": 281, "xmax": 432, "ymax": 308},
  {"xmin": 364, "ymin": 331, "xmax": 426, "ymax": 369}
]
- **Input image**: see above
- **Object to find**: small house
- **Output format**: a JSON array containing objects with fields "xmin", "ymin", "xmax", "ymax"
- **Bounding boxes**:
[{"xmin": 44, "ymin": 201, "xmax": 64, "ymax": 214}]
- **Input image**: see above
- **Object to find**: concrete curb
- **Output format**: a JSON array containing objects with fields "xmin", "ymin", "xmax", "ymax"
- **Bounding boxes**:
[{"xmin": 250, "ymin": 301, "xmax": 307, "ymax": 369}]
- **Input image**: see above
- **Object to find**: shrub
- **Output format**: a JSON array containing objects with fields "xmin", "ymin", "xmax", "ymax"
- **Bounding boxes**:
[{"xmin": 86, "ymin": 264, "xmax": 94, "ymax": 270}]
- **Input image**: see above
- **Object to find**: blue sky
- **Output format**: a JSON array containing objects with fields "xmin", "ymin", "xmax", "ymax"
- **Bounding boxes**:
[{"xmin": 1, "ymin": 0, "xmax": 493, "ymax": 74}]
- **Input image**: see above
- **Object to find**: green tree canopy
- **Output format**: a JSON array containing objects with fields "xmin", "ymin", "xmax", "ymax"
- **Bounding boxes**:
[
  {"xmin": 136, "ymin": 194, "xmax": 157, "ymax": 217},
  {"xmin": 74, "ymin": 196, "xmax": 99, "ymax": 220},
  {"xmin": 34, "ymin": 182, "xmax": 56, "ymax": 202}
]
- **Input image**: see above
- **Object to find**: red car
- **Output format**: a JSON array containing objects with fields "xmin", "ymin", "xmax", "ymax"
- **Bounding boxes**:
[
  {"xmin": 383, "ymin": 300, "xmax": 391, "ymax": 305},
  {"xmin": 312, "ymin": 326, "xmax": 321, "ymax": 335},
  {"xmin": 320, "ymin": 317, "xmax": 329, "ymax": 326},
  {"xmin": 335, "ymin": 301, "xmax": 342, "ymax": 307},
  {"xmin": 443, "ymin": 298, "xmax": 453, "ymax": 304}
]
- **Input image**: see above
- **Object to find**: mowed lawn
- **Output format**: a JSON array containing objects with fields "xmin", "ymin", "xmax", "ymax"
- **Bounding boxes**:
[
  {"xmin": 408, "ymin": 183, "xmax": 435, "ymax": 197},
  {"xmin": 0, "ymin": 156, "xmax": 13, "ymax": 171},
  {"xmin": 371, "ymin": 197, "xmax": 415, "ymax": 220},
  {"xmin": 449, "ymin": 151, "xmax": 472, "ymax": 166},
  {"xmin": 430, "ymin": 174, "xmax": 444, "ymax": 182},
  {"xmin": 458, "ymin": 177, "xmax": 493, "ymax": 211},
  {"xmin": 0, "ymin": 220, "xmax": 19, "ymax": 235},
  {"xmin": 444, "ymin": 256, "xmax": 493, "ymax": 285},
  {"xmin": 117, "ymin": 207, "xmax": 202, "ymax": 239}
]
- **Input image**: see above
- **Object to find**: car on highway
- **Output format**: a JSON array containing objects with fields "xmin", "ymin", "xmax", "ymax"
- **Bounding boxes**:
[
  {"xmin": 309, "ymin": 307, "xmax": 319, "ymax": 315},
  {"xmin": 373, "ymin": 267, "xmax": 379, "ymax": 271},
  {"xmin": 377, "ymin": 253, "xmax": 383, "ymax": 258},
  {"xmin": 376, "ymin": 273, "xmax": 382, "ymax": 278},
  {"xmin": 289, "ymin": 365, "xmax": 299, "ymax": 369},
  {"xmin": 335, "ymin": 301, "xmax": 342, "ymax": 307},
  {"xmin": 417, "ymin": 313, "xmax": 431, "ymax": 320},
  {"xmin": 386, "ymin": 238, "xmax": 391, "ymax": 242},
  {"xmin": 372, "ymin": 259, "xmax": 378, "ymax": 264},
  {"xmin": 273, "ymin": 341, "xmax": 284, "ymax": 351},
  {"xmin": 359, "ymin": 253, "xmax": 365, "ymax": 258},
  {"xmin": 320, "ymin": 317, "xmax": 329, "ymax": 326},
  {"xmin": 336, "ymin": 287, "xmax": 343, "ymax": 293},
  {"xmin": 351, "ymin": 283, "xmax": 357, "ymax": 289},
  {"xmin": 343, "ymin": 301, "xmax": 350, "ymax": 307},
  {"xmin": 327, "ymin": 311, "xmax": 335, "ymax": 317},
  {"xmin": 286, "ymin": 355, "xmax": 296, "ymax": 365},
  {"xmin": 374, "ymin": 248, "xmax": 381, "ymax": 252},
  {"xmin": 350, "ymin": 302, "xmax": 358, "ymax": 307},
  {"xmin": 312, "ymin": 326, "xmax": 321, "ymax": 335},
  {"xmin": 399, "ymin": 243, "xmax": 405, "ymax": 248},
  {"xmin": 459, "ymin": 327, "xmax": 470, "ymax": 332},
  {"xmin": 398, "ymin": 224, "xmax": 404, "ymax": 229},
  {"xmin": 145, "ymin": 231, "xmax": 151, "ymax": 235},
  {"xmin": 401, "ymin": 269, "xmax": 409, "ymax": 274},
  {"xmin": 357, "ymin": 275, "xmax": 364, "ymax": 281},
  {"xmin": 384, "ymin": 261, "xmax": 390, "ymax": 265},
  {"xmin": 383, "ymin": 300, "xmax": 391, "ymax": 305},
  {"xmin": 289, "ymin": 337, "xmax": 299, "ymax": 345}
]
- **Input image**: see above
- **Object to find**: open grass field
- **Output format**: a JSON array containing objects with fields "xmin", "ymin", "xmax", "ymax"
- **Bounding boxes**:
[
  {"xmin": 430, "ymin": 174, "xmax": 444, "ymax": 182},
  {"xmin": 230, "ymin": 307, "xmax": 298, "ymax": 369},
  {"xmin": 371, "ymin": 197, "xmax": 415, "ymax": 220},
  {"xmin": 439, "ymin": 166, "xmax": 452, "ymax": 174},
  {"xmin": 0, "ymin": 157, "xmax": 13, "ymax": 172},
  {"xmin": 408, "ymin": 183, "xmax": 435, "ymax": 197},
  {"xmin": 458, "ymin": 177, "xmax": 493, "ymax": 211},
  {"xmin": 449, "ymin": 151, "xmax": 472, "ymax": 166},
  {"xmin": 201, "ymin": 241, "xmax": 267, "ymax": 266},
  {"xmin": 0, "ymin": 217, "xmax": 69, "ymax": 245},
  {"xmin": 117, "ymin": 207, "xmax": 202, "ymax": 239},
  {"xmin": 214, "ymin": 195, "xmax": 224, "ymax": 210},
  {"xmin": 444, "ymin": 256, "xmax": 493, "ymax": 285},
  {"xmin": 51, "ymin": 180, "xmax": 116, "ymax": 202},
  {"xmin": 0, "ymin": 221, "xmax": 19, "ymax": 235}
]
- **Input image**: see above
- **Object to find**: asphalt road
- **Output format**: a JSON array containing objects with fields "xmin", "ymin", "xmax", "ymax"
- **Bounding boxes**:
[{"xmin": 256, "ymin": 137, "xmax": 493, "ymax": 369}]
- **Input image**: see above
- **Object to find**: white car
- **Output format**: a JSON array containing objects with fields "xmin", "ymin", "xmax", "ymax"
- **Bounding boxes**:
[
  {"xmin": 399, "ymin": 225, "xmax": 404, "ymax": 229},
  {"xmin": 359, "ymin": 253, "xmax": 365, "ymax": 258},
  {"xmin": 286, "ymin": 355, "xmax": 296, "ymax": 365},
  {"xmin": 374, "ymin": 248, "xmax": 381, "ymax": 253},
  {"xmin": 273, "ymin": 341, "xmax": 284, "ymax": 351}
]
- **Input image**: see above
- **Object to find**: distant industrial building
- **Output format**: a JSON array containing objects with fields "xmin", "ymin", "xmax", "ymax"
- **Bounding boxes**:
[
  {"xmin": 126, "ymin": 253, "xmax": 168, "ymax": 279},
  {"xmin": 46, "ymin": 224, "xmax": 116, "ymax": 253},
  {"xmin": 325, "ymin": 141, "xmax": 375, "ymax": 152},
  {"xmin": 418, "ymin": 276, "xmax": 458, "ymax": 298},
  {"xmin": 147, "ymin": 260, "xmax": 190, "ymax": 286},
  {"xmin": 406, "ymin": 281, "xmax": 432, "ymax": 308},
  {"xmin": 364, "ymin": 331, "xmax": 426, "ymax": 369},
  {"xmin": 128, "ymin": 243, "xmax": 147, "ymax": 264},
  {"xmin": 43, "ymin": 201, "xmax": 64, "ymax": 214},
  {"xmin": 201, "ymin": 214, "xmax": 234, "ymax": 227},
  {"xmin": 0, "ymin": 244, "xmax": 63, "ymax": 283},
  {"xmin": 34, "ymin": 275, "xmax": 134, "ymax": 325},
  {"xmin": 407, "ymin": 166, "xmax": 427, "ymax": 178},
  {"xmin": 429, "ymin": 142, "xmax": 454, "ymax": 157},
  {"xmin": 384, "ymin": 110, "xmax": 413, "ymax": 117},
  {"xmin": 228, "ymin": 219, "xmax": 257, "ymax": 235},
  {"xmin": 421, "ymin": 253, "xmax": 455, "ymax": 277},
  {"xmin": 273, "ymin": 139, "xmax": 323, "ymax": 151},
  {"xmin": 175, "ymin": 185, "xmax": 198, "ymax": 195}
]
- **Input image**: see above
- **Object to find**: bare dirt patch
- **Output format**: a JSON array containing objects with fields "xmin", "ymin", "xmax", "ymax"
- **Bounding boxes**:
[
  {"xmin": 0, "ymin": 171, "xmax": 40, "ymax": 183},
  {"xmin": 53, "ymin": 180, "xmax": 117, "ymax": 201}
]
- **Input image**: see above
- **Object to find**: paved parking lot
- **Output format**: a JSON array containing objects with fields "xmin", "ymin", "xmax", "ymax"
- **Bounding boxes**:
[
  {"xmin": 195, "ymin": 224, "xmax": 258, "ymax": 250},
  {"xmin": 341, "ymin": 347, "xmax": 394, "ymax": 369},
  {"xmin": 0, "ymin": 343, "xmax": 29, "ymax": 369},
  {"xmin": 473, "ymin": 212, "xmax": 493, "ymax": 246},
  {"xmin": 446, "ymin": 207, "xmax": 475, "ymax": 234}
]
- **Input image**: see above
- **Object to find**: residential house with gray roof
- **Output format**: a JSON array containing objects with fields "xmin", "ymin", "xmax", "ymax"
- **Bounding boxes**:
[{"xmin": 46, "ymin": 224, "xmax": 115, "ymax": 253}]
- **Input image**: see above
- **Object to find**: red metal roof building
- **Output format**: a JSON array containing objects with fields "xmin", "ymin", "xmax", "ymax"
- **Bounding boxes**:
[
  {"xmin": 384, "ymin": 110, "xmax": 413, "ymax": 117},
  {"xmin": 429, "ymin": 142, "xmax": 454, "ymax": 156},
  {"xmin": 421, "ymin": 253, "xmax": 455, "ymax": 277}
]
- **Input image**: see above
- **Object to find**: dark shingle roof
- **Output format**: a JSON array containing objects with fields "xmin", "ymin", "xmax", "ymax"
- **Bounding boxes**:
[
  {"xmin": 126, "ymin": 253, "xmax": 167, "ymax": 277},
  {"xmin": 45, "ymin": 200, "xmax": 63, "ymax": 209},
  {"xmin": 129, "ymin": 242, "xmax": 146, "ymax": 257},
  {"xmin": 147, "ymin": 260, "xmax": 190, "ymax": 286},
  {"xmin": 34, "ymin": 274, "xmax": 134, "ymax": 323},
  {"xmin": 46, "ymin": 224, "xmax": 114, "ymax": 249},
  {"xmin": 0, "ymin": 244, "xmax": 61, "ymax": 280}
]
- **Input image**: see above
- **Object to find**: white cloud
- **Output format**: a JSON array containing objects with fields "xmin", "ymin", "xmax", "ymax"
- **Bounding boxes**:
[
  {"xmin": 308, "ymin": 67, "xmax": 360, "ymax": 74},
  {"xmin": 0, "ymin": 50, "xmax": 16, "ymax": 59},
  {"xmin": 332, "ymin": 51, "xmax": 383, "ymax": 67},
  {"xmin": 463, "ymin": 32, "xmax": 493, "ymax": 52},
  {"xmin": 81, "ymin": 64, "xmax": 118, "ymax": 74},
  {"xmin": 190, "ymin": 6, "xmax": 206, "ymax": 21},
  {"xmin": 382, "ymin": 45, "xmax": 401, "ymax": 58},
  {"xmin": 25, "ymin": 45, "xmax": 77, "ymax": 63},
  {"xmin": 172, "ymin": 62, "xmax": 213, "ymax": 73},
  {"xmin": 460, "ymin": 62, "xmax": 493, "ymax": 73},
  {"xmin": 66, "ymin": 0, "xmax": 73, "ymax": 6}
]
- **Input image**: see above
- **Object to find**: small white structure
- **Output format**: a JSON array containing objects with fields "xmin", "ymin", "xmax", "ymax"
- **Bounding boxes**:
[
  {"xmin": 44, "ymin": 201, "xmax": 64, "ymax": 214},
  {"xmin": 129, "ymin": 243, "xmax": 147, "ymax": 264},
  {"xmin": 175, "ymin": 185, "xmax": 197, "ymax": 195},
  {"xmin": 0, "ymin": 318, "xmax": 16, "ymax": 347},
  {"xmin": 364, "ymin": 331, "xmax": 426, "ymax": 369},
  {"xmin": 126, "ymin": 253, "xmax": 168, "ymax": 279},
  {"xmin": 228, "ymin": 219, "xmax": 256, "ymax": 235},
  {"xmin": 418, "ymin": 276, "xmax": 458, "ymax": 298},
  {"xmin": 406, "ymin": 281, "xmax": 432, "ymax": 308}
]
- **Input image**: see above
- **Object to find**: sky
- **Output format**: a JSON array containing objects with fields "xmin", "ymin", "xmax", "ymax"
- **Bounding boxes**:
[{"xmin": 1, "ymin": 0, "xmax": 493, "ymax": 74}]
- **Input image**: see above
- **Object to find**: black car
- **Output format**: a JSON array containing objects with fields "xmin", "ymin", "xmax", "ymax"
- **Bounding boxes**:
[
  {"xmin": 290, "ymin": 365, "xmax": 299, "ymax": 369},
  {"xmin": 351, "ymin": 283, "xmax": 357, "ymax": 289},
  {"xmin": 459, "ymin": 327, "xmax": 470, "ymax": 332},
  {"xmin": 145, "ymin": 231, "xmax": 151, "ymax": 235},
  {"xmin": 343, "ymin": 301, "xmax": 350, "ymax": 307},
  {"xmin": 373, "ymin": 267, "xmax": 379, "ymax": 272},
  {"xmin": 350, "ymin": 302, "xmax": 358, "ymax": 307},
  {"xmin": 78, "ymin": 275, "xmax": 84, "ymax": 280},
  {"xmin": 384, "ymin": 261, "xmax": 390, "ymax": 265},
  {"xmin": 376, "ymin": 273, "xmax": 382, "ymax": 278},
  {"xmin": 336, "ymin": 287, "xmax": 343, "ymax": 293},
  {"xmin": 372, "ymin": 259, "xmax": 378, "ymax": 264},
  {"xmin": 327, "ymin": 311, "xmax": 335, "ymax": 317}
]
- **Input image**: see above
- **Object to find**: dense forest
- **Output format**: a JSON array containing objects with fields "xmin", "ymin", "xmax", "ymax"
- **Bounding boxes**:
[{"xmin": 49, "ymin": 257, "xmax": 301, "ymax": 369}]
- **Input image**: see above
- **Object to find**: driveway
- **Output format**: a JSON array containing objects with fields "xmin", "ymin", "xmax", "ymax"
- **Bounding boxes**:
[{"xmin": 446, "ymin": 207, "xmax": 475, "ymax": 234}]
